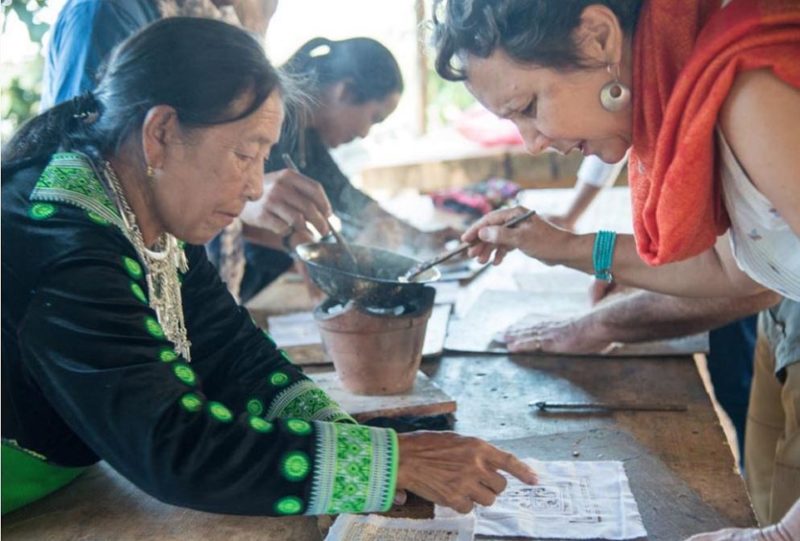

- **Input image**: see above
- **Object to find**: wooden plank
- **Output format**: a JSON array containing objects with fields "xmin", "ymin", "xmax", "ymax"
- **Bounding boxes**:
[{"xmin": 310, "ymin": 370, "xmax": 456, "ymax": 422}]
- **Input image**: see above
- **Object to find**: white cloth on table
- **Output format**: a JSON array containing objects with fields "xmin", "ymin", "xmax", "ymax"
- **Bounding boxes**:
[{"xmin": 436, "ymin": 459, "xmax": 646, "ymax": 540}]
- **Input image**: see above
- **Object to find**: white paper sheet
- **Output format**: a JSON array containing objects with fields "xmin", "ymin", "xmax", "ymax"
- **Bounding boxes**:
[
  {"xmin": 324, "ymin": 514, "xmax": 475, "ymax": 541},
  {"xmin": 437, "ymin": 459, "xmax": 646, "ymax": 540}
]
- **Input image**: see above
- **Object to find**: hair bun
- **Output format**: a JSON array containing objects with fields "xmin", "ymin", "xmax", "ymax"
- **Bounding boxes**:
[{"xmin": 71, "ymin": 92, "xmax": 101, "ymax": 122}]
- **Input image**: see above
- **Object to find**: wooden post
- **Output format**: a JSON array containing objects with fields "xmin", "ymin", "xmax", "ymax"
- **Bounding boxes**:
[{"xmin": 415, "ymin": 0, "xmax": 428, "ymax": 136}]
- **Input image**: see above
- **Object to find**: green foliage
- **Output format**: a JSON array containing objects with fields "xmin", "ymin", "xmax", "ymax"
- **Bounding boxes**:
[
  {"xmin": 425, "ymin": 63, "xmax": 475, "ymax": 130},
  {"xmin": 3, "ymin": 0, "xmax": 50, "ymax": 42},
  {"xmin": 1, "ymin": 0, "xmax": 50, "ymax": 142}
]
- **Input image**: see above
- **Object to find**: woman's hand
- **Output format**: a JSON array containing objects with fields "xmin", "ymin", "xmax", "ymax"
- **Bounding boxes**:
[
  {"xmin": 396, "ymin": 431, "xmax": 537, "ymax": 513},
  {"xmin": 503, "ymin": 317, "xmax": 612, "ymax": 354},
  {"xmin": 240, "ymin": 169, "xmax": 332, "ymax": 247},
  {"xmin": 685, "ymin": 500, "xmax": 800, "ymax": 541},
  {"xmin": 461, "ymin": 206, "xmax": 576, "ymax": 267},
  {"xmin": 685, "ymin": 525, "xmax": 792, "ymax": 541}
]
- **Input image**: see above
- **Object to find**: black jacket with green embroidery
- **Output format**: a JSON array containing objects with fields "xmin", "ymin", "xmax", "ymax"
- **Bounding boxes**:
[{"xmin": 1, "ymin": 152, "xmax": 398, "ymax": 516}]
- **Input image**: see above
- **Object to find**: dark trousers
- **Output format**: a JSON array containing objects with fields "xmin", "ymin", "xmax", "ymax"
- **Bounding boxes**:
[{"xmin": 707, "ymin": 315, "xmax": 758, "ymax": 466}]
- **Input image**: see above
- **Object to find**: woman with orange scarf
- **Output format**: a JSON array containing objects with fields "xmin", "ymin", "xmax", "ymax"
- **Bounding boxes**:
[{"xmin": 432, "ymin": 0, "xmax": 799, "ymax": 537}]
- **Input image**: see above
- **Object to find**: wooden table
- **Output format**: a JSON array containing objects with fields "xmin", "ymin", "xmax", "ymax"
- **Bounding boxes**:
[
  {"xmin": 414, "ymin": 353, "xmax": 756, "ymax": 539},
  {"xmin": 3, "ymin": 188, "xmax": 756, "ymax": 540}
]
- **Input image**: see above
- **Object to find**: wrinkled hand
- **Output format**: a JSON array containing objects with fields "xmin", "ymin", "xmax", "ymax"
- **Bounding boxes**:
[
  {"xmin": 686, "ymin": 499, "xmax": 800, "ymax": 540},
  {"xmin": 239, "ymin": 169, "xmax": 332, "ymax": 247},
  {"xmin": 503, "ymin": 317, "xmax": 612, "ymax": 354},
  {"xmin": 396, "ymin": 431, "xmax": 537, "ymax": 513},
  {"xmin": 461, "ymin": 206, "xmax": 574, "ymax": 267}
]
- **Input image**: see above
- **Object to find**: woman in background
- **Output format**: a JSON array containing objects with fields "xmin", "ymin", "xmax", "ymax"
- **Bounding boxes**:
[{"xmin": 212, "ymin": 37, "xmax": 458, "ymax": 302}]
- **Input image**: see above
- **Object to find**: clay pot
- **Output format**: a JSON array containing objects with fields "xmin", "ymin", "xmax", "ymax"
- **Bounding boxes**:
[{"xmin": 314, "ymin": 287, "xmax": 435, "ymax": 395}]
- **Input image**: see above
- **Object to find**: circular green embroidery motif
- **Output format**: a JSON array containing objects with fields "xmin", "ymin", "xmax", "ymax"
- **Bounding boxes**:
[
  {"xmin": 208, "ymin": 401, "xmax": 233, "ymax": 423},
  {"xmin": 274, "ymin": 496, "xmax": 303, "ymax": 515},
  {"xmin": 173, "ymin": 364, "xmax": 197, "ymax": 386},
  {"xmin": 285, "ymin": 419, "xmax": 312, "ymax": 436},
  {"xmin": 281, "ymin": 451, "xmax": 310, "ymax": 481},
  {"xmin": 246, "ymin": 398, "xmax": 264, "ymax": 416},
  {"xmin": 29, "ymin": 203, "xmax": 56, "ymax": 220},
  {"xmin": 159, "ymin": 348, "xmax": 178, "ymax": 363},
  {"xmin": 86, "ymin": 210, "xmax": 110, "ymax": 225},
  {"xmin": 180, "ymin": 393, "xmax": 204, "ymax": 413},
  {"xmin": 249, "ymin": 416, "xmax": 273, "ymax": 433},
  {"xmin": 130, "ymin": 282, "xmax": 147, "ymax": 304},
  {"xmin": 144, "ymin": 316, "xmax": 165, "ymax": 338},
  {"xmin": 269, "ymin": 372, "xmax": 290, "ymax": 386},
  {"xmin": 123, "ymin": 256, "xmax": 143, "ymax": 279}
]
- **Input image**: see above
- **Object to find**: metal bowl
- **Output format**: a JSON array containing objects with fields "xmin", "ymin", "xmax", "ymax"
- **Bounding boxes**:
[{"xmin": 295, "ymin": 242, "xmax": 440, "ymax": 308}]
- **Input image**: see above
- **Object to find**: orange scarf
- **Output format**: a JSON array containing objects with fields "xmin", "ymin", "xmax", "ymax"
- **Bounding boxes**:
[{"xmin": 629, "ymin": 0, "xmax": 800, "ymax": 265}]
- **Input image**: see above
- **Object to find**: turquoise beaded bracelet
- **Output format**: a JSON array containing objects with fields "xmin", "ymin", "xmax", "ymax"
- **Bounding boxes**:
[{"xmin": 592, "ymin": 230, "xmax": 617, "ymax": 282}]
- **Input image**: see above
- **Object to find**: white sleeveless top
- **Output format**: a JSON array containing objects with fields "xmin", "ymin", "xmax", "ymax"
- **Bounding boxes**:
[{"xmin": 718, "ymin": 128, "xmax": 800, "ymax": 301}]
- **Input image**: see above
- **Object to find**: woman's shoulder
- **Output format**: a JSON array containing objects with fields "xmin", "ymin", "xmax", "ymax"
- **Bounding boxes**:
[
  {"xmin": 719, "ymin": 69, "xmax": 800, "ymax": 235},
  {"xmin": 2, "ymin": 153, "xmax": 133, "ymax": 274}
]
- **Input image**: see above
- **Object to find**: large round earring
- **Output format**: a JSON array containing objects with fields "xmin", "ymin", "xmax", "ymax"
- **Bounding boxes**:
[{"xmin": 599, "ymin": 64, "xmax": 631, "ymax": 112}]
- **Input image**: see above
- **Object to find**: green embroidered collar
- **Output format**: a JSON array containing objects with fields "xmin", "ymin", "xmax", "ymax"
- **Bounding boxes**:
[{"xmin": 30, "ymin": 152, "xmax": 124, "ymax": 229}]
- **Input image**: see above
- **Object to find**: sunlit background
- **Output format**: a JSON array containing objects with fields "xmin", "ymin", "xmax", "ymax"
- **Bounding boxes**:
[{"xmin": 0, "ymin": 0, "xmax": 476, "ymax": 167}]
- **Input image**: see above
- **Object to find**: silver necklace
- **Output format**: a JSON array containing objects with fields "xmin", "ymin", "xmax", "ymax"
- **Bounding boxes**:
[{"xmin": 102, "ymin": 161, "xmax": 192, "ymax": 361}]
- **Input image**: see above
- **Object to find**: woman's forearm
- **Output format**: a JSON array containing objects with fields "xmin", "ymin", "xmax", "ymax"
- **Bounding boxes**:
[
  {"xmin": 467, "ymin": 207, "xmax": 767, "ymax": 299},
  {"xmin": 561, "ymin": 232, "xmax": 766, "ymax": 298}
]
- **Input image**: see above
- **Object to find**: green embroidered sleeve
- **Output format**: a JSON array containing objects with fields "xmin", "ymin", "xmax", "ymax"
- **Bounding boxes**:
[
  {"xmin": 306, "ymin": 422, "xmax": 398, "ymax": 514},
  {"xmin": 265, "ymin": 379, "xmax": 355, "ymax": 424}
]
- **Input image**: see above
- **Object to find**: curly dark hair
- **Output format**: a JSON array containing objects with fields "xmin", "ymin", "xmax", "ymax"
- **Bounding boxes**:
[{"xmin": 432, "ymin": 0, "xmax": 643, "ymax": 81}]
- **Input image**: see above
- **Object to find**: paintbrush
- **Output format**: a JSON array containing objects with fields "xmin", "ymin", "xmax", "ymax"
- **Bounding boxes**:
[
  {"xmin": 402, "ymin": 208, "xmax": 537, "ymax": 282},
  {"xmin": 281, "ymin": 153, "xmax": 359, "ymax": 269}
]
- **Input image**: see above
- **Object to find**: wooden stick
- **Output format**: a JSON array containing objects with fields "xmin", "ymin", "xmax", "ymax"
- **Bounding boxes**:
[{"xmin": 403, "ymin": 209, "xmax": 537, "ymax": 282}]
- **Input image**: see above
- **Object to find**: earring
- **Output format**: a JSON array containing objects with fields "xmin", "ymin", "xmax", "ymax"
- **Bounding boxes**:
[
  {"xmin": 599, "ymin": 64, "xmax": 631, "ymax": 112},
  {"xmin": 146, "ymin": 164, "xmax": 156, "ymax": 180}
]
